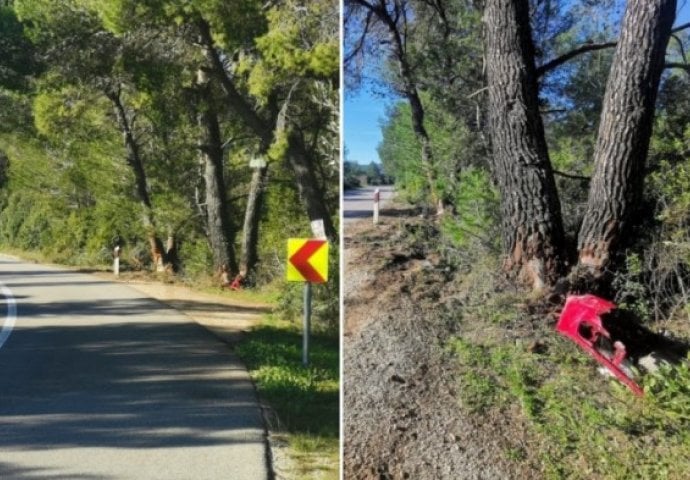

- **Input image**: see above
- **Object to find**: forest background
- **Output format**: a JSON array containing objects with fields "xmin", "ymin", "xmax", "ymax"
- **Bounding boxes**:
[{"xmin": 0, "ymin": 0, "xmax": 339, "ymax": 310}]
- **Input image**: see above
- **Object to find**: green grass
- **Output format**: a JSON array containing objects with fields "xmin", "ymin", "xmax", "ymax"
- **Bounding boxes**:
[
  {"xmin": 450, "ymin": 332, "xmax": 690, "ymax": 480},
  {"xmin": 235, "ymin": 317, "xmax": 339, "ymax": 480}
]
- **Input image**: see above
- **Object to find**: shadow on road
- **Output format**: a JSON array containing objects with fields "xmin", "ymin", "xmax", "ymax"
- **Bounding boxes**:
[
  {"xmin": 13, "ymin": 298, "xmax": 270, "ymax": 318},
  {"xmin": 0, "ymin": 462, "xmax": 110, "ymax": 480},
  {"xmin": 378, "ymin": 207, "xmax": 423, "ymax": 218},
  {"xmin": 0, "ymin": 318, "xmax": 263, "ymax": 451},
  {"xmin": 343, "ymin": 210, "xmax": 371, "ymax": 219}
]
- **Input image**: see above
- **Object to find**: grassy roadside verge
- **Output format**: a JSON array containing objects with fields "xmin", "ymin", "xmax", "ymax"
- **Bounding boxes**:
[
  {"xmin": 234, "ymin": 316, "xmax": 339, "ymax": 480},
  {"xmin": 448, "ymin": 269, "xmax": 690, "ymax": 479}
]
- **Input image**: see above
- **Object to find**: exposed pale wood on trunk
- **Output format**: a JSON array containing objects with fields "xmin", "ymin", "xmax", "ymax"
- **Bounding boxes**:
[
  {"xmin": 578, "ymin": 0, "xmax": 676, "ymax": 272},
  {"xmin": 484, "ymin": 0, "xmax": 565, "ymax": 288}
]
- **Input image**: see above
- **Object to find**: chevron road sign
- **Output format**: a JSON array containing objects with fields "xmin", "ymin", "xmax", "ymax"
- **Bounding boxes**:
[
  {"xmin": 286, "ymin": 239, "xmax": 329, "ymax": 283},
  {"xmin": 286, "ymin": 238, "xmax": 329, "ymax": 367}
]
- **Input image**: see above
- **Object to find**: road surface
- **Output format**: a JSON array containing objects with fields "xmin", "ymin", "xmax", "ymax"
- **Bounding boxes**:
[
  {"xmin": 343, "ymin": 185, "xmax": 395, "ymax": 224},
  {"xmin": 0, "ymin": 254, "xmax": 268, "ymax": 480}
]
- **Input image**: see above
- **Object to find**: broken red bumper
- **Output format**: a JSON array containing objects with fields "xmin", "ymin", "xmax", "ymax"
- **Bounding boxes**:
[{"xmin": 556, "ymin": 294, "xmax": 643, "ymax": 396}]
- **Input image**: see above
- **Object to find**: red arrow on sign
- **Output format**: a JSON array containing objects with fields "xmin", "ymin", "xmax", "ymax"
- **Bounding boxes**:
[{"xmin": 289, "ymin": 240, "xmax": 327, "ymax": 283}]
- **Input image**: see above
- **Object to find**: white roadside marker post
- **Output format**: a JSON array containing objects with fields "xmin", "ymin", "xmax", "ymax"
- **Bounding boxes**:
[
  {"xmin": 373, "ymin": 188, "xmax": 380, "ymax": 224},
  {"xmin": 113, "ymin": 245, "xmax": 120, "ymax": 276}
]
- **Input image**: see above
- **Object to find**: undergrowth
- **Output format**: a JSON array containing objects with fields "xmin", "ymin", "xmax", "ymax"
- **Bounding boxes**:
[
  {"xmin": 234, "ymin": 318, "xmax": 339, "ymax": 480},
  {"xmin": 450, "ymin": 295, "xmax": 690, "ymax": 480}
]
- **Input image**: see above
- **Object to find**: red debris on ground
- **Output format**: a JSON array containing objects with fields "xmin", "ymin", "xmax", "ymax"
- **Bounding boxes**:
[{"xmin": 556, "ymin": 294, "xmax": 644, "ymax": 396}]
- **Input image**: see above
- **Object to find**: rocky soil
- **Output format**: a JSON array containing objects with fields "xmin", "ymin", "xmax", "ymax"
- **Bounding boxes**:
[{"xmin": 343, "ymin": 207, "xmax": 538, "ymax": 479}]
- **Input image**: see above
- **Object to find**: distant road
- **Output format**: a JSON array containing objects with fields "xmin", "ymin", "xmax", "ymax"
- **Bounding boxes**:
[
  {"xmin": 0, "ymin": 254, "xmax": 268, "ymax": 480},
  {"xmin": 343, "ymin": 185, "xmax": 395, "ymax": 225}
]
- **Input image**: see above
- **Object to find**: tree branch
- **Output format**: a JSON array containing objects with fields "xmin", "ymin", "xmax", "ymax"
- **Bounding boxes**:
[
  {"xmin": 537, "ymin": 42, "xmax": 617, "ymax": 77},
  {"xmin": 195, "ymin": 17, "xmax": 272, "ymax": 145},
  {"xmin": 536, "ymin": 22, "xmax": 690, "ymax": 78},
  {"xmin": 466, "ymin": 86, "xmax": 488, "ymax": 98},
  {"xmin": 671, "ymin": 34, "xmax": 687, "ymax": 62},
  {"xmin": 672, "ymin": 21, "xmax": 690, "ymax": 33},
  {"xmin": 344, "ymin": 9, "xmax": 374, "ymax": 64},
  {"xmin": 553, "ymin": 169, "xmax": 590, "ymax": 181},
  {"xmin": 665, "ymin": 62, "xmax": 690, "ymax": 72}
]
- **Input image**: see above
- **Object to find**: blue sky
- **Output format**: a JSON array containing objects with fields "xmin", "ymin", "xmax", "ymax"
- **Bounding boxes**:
[{"xmin": 344, "ymin": 2, "xmax": 690, "ymax": 166}]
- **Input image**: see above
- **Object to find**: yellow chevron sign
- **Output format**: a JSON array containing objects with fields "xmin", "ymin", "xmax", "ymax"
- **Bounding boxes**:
[{"xmin": 286, "ymin": 239, "xmax": 328, "ymax": 283}]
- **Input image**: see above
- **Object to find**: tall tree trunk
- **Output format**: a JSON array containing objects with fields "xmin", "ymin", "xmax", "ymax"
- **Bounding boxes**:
[
  {"xmin": 484, "ymin": 0, "xmax": 565, "ymax": 289},
  {"xmin": 239, "ymin": 166, "xmax": 268, "ymax": 281},
  {"xmin": 286, "ymin": 131, "xmax": 337, "ymax": 241},
  {"xmin": 196, "ymin": 17, "xmax": 337, "ymax": 242},
  {"xmin": 577, "ymin": 0, "xmax": 676, "ymax": 273},
  {"xmin": 197, "ymin": 69, "xmax": 238, "ymax": 274},
  {"xmin": 107, "ymin": 87, "xmax": 166, "ymax": 271}
]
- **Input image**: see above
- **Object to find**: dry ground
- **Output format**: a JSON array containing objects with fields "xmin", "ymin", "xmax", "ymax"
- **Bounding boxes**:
[{"xmin": 343, "ymin": 201, "xmax": 541, "ymax": 479}]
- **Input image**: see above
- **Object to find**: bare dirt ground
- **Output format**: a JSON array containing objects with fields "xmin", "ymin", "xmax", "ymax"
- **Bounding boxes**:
[{"xmin": 343, "ymin": 201, "xmax": 540, "ymax": 479}]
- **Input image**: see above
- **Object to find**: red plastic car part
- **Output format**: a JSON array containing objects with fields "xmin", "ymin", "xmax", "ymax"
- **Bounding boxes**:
[{"xmin": 556, "ymin": 294, "xmax": 644, "ymax": 396}]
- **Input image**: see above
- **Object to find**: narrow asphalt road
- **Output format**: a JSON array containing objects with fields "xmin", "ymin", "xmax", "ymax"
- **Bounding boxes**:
[
  {"xmin": 343, "ymin": 185, "xmax": 395, "ymax": 225},
  {"xmin": 0, "ymin": 254, "xmax": 268, "ymax": 480}
]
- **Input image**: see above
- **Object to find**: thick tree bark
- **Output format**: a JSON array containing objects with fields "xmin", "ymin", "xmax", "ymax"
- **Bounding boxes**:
[
  {"xmin": 484, "ymin": 0, "xmax": 565, "ymax": 289},
  {"xmin": 578, "ymin": 0, "xmax": 676, "ymax": 273},
  {"xmin": 286, "ymin": 131, "xmax": 337, "ymax": 241},
  {"xmin": 239, "ymin": 166, "xmax": 268, "ymax": 281},
  {"xmin": 107, "ymin": 88, "xmax": 167, "ymax": 271},
  {"xmin": 197, "ymin": 70, "xmax": 239, "ymax": 274},
  {"xmin": 196, "ymin": 17, "xmax": 337, "ymax": 242}
]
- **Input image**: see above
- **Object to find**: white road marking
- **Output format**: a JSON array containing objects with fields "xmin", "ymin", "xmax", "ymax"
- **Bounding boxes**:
[{"xmin": 0, "ymin": 281, "xmax": 17, "ymax": 350}]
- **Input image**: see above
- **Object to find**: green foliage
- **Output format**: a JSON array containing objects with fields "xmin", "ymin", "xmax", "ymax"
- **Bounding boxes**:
[
  {"xmin": 378, "ymin": 101, "xmax": 426, "ymax": 203},
  {"xmin": 248, "ymin": 0, "xmax": 337, "ymax": 102},
  {"xmin": 378, "ymin": 92, "xmax": 484, "ymax": 209},
  {"xmin": 454, "ymin": 332, "xmax": 690, "ymax": 479},
  {"xmin": 177, "ymin": 236, "xmax": 213, "ymax": 279},
  {"xmin": 234, "ymin": 321, "xmax": 338, "ymax": 478},
  {"xmin": 452, "ymin": 280, "xmax": 690, "ymax": 480},
  {"xmin": 650, "ymin": 158, "xmax": 690, "ymax": 236},
  {"xmin": 1, "ymin": 0, "xmax": 338, "ymax": 293},
  {"xmin": 441, "ymin": 167, "xmax": 500, "ymax": 249},
  {"xmin": 611, "ymin": 252, "xmax": 650, "ymax": 318},
  {"xmin": 343, "ymin": 160, "xmax": 363, "ymax": 189},
  {"xmin": 0, "ymin": 5, "xmax": 39, "ymax": 91},
  {"xmin": 343, "ymin": 160, "xmax": 389, "ymax": 188}
]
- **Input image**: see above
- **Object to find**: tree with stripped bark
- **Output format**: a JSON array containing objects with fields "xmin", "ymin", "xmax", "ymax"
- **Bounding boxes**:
[
  {"xmin": 483, "ymin": 0, "xmax": 566, "ymax": 288},
  {"xmin": 577, "ymin": 0, "xmax": 678, "ymax": 275},
  {"xmin": 483, "ymin": 0, "xmax": 685, "ymax": 287}
]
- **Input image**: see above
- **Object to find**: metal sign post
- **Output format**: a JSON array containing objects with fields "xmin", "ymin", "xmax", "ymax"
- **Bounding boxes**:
[
  {"xmin": 286, "ymin": 237, "xmax": 328, "ymax": 368},
  {"xmin": 303, "ymin": 282, "xmax": 312, "ymax": 367}
]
